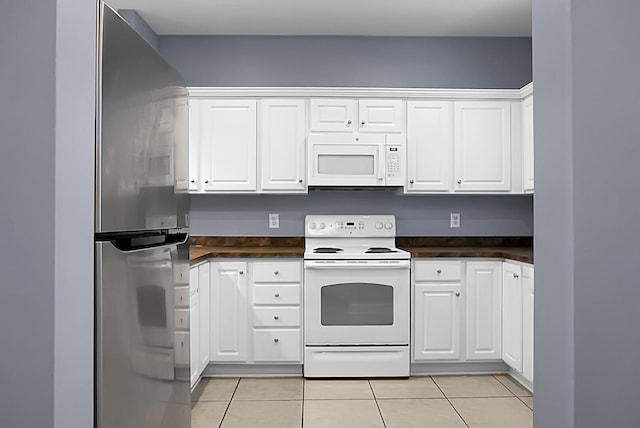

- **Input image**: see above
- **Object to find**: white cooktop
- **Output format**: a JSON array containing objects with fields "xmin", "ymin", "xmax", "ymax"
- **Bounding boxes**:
[{"xmin": 304, "ymin": 215, "xmax": 410, "ymax": 260}]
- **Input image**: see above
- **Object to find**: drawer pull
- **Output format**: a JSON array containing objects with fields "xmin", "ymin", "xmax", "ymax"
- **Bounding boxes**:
[
  {"xmin": 274, "ymin": 338, "xmax": 279, "ymax": 343},
  {"xmin": 274, "ymin": 271, "xmax": 279, "ymax": 275},
  {"xmin": 274, "ymin": 315, "xmax": 279, "ymax": 320},
  {"xmin": 437, "ymin": 269, "xmax": 442, "ymax": 274},
  {"xmin": 274, "ymin": 293, "xmax": 280, "ymax": 298}
]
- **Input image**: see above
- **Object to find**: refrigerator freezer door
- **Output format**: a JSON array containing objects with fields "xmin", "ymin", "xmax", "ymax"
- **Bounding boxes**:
[
  {"xmin": 96, "ymin": 237, "xmax": 190, "ymax": 428},
  {"xmin": 96, "ymin": 6, "xmax": 189, "ymax": 233}
]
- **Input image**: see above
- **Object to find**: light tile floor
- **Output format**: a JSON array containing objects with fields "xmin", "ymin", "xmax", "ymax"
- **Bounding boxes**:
[{"xmin": 191, "ymin": 374, "xmax": 533, "ymax": 428}]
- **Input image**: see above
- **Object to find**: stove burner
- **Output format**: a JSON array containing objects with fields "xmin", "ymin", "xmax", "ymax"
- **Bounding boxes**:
[
  {"xmin": 313, "ymin": 247, "xmax": 344, "ymax": 254},
  {"xmin": 365, "ymin": 247, "xmax": 398, "ymax": 254}
]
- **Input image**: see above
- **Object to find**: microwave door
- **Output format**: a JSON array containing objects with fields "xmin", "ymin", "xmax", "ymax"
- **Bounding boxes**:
[{"xmin": 308, "ymin": 143, "xmax": 382, "ymax": 186}]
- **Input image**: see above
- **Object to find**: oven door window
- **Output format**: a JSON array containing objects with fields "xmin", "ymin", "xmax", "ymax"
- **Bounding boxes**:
[{"xmin": 321, "ymin": 282, "xmax": 393, "ymax": 326}]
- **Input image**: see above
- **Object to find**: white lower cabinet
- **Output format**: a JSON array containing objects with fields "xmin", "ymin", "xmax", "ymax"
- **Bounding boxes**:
[
  {"xmin": 413, "ymin": 260, "xmax": 462, "ymax": 361},
  {"xmin": 210, "ymin": 261, "xmax": 248, "ymax": 362},
  {"xmin": 466, "ymin": 261, "xmax": 502, "ymax": 360},
  {"xmin": 251, "ymin": 260, "xmax": 302, "ymax": 363},
  {"xmin": 205, "ymin": 259, "xmax": 302, "ymax": 367},
  {"xmin": 198, "ymin": 263, "xmax": 211, "ymax": 373},
  {"xmin": 502, "ymin": 262, "xmax": 523, "ymax": 372},
  {"xmin": 522, "ymin": 265, "xmax": 534, "ymax": 383},
  {"xmin": 253, "ymin": 329, "xmax": 302, "ymax": 362},
  {"xmin": 189, "ymin": 263, "xmax": 211, "ymax": 388}
]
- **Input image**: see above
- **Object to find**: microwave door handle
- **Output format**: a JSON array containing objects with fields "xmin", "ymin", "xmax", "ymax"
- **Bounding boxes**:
[{"xmin": 378, "ymin": 145, "xmax": 384, "ymax": 182}]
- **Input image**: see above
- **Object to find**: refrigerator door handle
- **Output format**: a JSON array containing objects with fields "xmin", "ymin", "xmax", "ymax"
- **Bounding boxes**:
[{"xmin": 108, "ymin": 232, "xmax": 189, "ymax": 253}]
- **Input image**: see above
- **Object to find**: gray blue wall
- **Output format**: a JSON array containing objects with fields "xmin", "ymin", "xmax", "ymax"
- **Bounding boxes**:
[
  {"xmin": 119, "ymin": 9, "xmax": 159, "ymax": 50},
  {"xmin": 0, "ymin": 1, "xmax": 95, "ymax": 427},
  {"xmin": 158, "ymin": 36, "xmax": 532, "ymax": 88},
  {"xmin": 534, "ymin": 0, "xmax": 640, "ymax": 426},
  {"xmin": 192, "ymin": 193, "xmax": 533, "ymax": 236}
]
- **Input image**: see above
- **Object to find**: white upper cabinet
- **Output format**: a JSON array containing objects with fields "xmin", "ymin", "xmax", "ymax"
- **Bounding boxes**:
[
  {"xmin": 465, "ymin": 261, "xmax": 503, "ymax": 360},
  {"xmin": 188, "ymin": 99, "xmax": 201, "ymax": 192},
  {"xmin": 406, "ymin": 101, "xmax": 453, "ymax": 192},
  {"xmin": 502, "ymin": 262, "xmax": 523, "ymax": 372},
  {"xmin": 522, "ymin": 95, "xmax": 534, "ymax": 193},
  {"xmin": 310, "ymin": 99, "xmax": 356, "ymax": 132},
  {"xmin": 310, "ymin": 98, "xmax": 404, "ymax": 133},
  {"xmin": 260, "ymin": 99, "xmax": 307, "ymax": 192},
  {"xmin": 200, "ymin": 100, "xmax": 257, "ymax": 191},
  {"xmin": 358, "ymin": 99, "xmax": 405, "ymax": 133},
  {"xmin": 454, "ymin": 101, "xmax": 512, "ymax": 192}
]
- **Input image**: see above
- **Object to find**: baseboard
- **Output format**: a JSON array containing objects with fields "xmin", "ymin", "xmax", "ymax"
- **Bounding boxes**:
[{"xmin": 411, "ymin": 361, "xmax": 510, "ymax": 376}]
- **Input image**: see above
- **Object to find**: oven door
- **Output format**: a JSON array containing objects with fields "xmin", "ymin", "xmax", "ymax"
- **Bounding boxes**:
[
  {"xmin": 304, "ymin": 260, "xmax": 410, "ymax": 345},
  {"xmin": 307, "ymin": 134, "xmax": 386, "ymax": 186}
]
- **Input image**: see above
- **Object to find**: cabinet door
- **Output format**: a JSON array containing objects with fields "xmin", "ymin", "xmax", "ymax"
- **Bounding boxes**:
[
  {"xmin": 189, "ymin": 267, "xmax": 199, "ymax": 386},
  {"xmin": 210, "ymin": 262, "xmax": 248, "ymax": 362},
  {"xmin": 189, "ymin": 295, "xmax": 200, "ymax": 388},
  {"xmin": 358, "ymin": 99, "xmax": 405, "ymax": 133},
  {"xmin": 454, "ymin": 102, "xmax": 512, "ymax": 192},
  {"xmin": 188, "ymin": 99, "xmax": 201, "ymax": 191},
  {"xmin": 522, "ymin": 96, "xmax": 534, "ymax": 193},
  {"xmin": 174, "ymin": 96, "xmax": 190, "ymax": 191},
  {"xmin": 260, "ymin": 99, "xmax": 307, "ymax": 191},
  {"xmin": 522, "ymin": 266, "xmax": 534, "ymax": 383},
  {"xmin": 198, "ymin": 263, "xmax": 211, "ymax": 372},
  {"xmin": 466, "ymin": 262, "xmax": 503, "ymax": 360},
  {"xmin": 310, "ymin": 99, "xmax": 356, "ymax": 132},
  {"xmin": 200, "ymin": 100, "xmax": 257, "ymax": 191},
  {"xmin": 406, "ymin": 101, "xmax": 453, "ymax": 192},
  {"xmin": 502, "ymin": 262, "xmax": 523, "ymax": 372},
  {"xmin": 414, "ymin": 284, "xmax": 461, "ymax": 360}
]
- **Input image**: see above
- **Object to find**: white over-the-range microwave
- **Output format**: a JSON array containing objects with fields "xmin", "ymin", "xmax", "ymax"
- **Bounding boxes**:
[{"xmin": 307, "ymin": 133, "xmax": 405, "ymax": 187}]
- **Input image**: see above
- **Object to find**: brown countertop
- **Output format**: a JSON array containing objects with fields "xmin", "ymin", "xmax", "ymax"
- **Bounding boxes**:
[
  {"xmin": 189, "ymin": 236, "xmax": 533, "ymax": 265},
  {"xmin": 190, "ymin": 246, "xmax": 304, "ymax": 265},
  {"xmin": 399, "ymin": 246, "xmax": 533, "ymax": 264}
]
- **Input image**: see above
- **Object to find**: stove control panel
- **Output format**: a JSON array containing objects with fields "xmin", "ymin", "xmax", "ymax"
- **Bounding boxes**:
[{"xmin": 305, "ymin": 215, "xmax": 396, "ymax": 237}]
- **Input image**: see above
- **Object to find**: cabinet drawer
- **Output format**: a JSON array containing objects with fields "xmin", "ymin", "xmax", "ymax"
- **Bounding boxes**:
[
  {"xmin": 253, "ymin": 329, "xmax": 301, "ymax": 362},
  {"xmin": 174, "ymin": 263, "xmax": 189, "ymax": 285},
  {"xmin": 252, "ymin": 261, "xmax": 301, "ymax": 282},
  {"xmin": 174, "ymin": 331, "xmax": 190, "ymax": 365},
  {"xmin": 175, "ymin": 308, "xmax": 190, "ymax": 331},
  {"xmin": 253, "ymin": 307, "xmax": 300, "ymax": 327},
  {"xmin": 174, "ymin": 286, "xmax": 190, "ymax": 308},
  {"xmin": 253, "ymin": 284, "xmax": 301, "ymax": 305},
  {"xmin": 413, "ymin": 260, "xmax": 462, "ymax": 281}
]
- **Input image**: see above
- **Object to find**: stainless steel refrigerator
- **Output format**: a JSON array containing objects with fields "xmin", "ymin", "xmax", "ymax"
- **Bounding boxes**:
[{"xmin": 95, "ymin": 4, "xmax": 190, "ymax": 428}]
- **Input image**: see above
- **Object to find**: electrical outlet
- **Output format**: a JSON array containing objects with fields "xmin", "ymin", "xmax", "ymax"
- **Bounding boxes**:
[
  {"xmin": 450, "ymin": 213, "xmax": 460, "ymax": 228},
  {"xmin": 269, "ymin": 213, "xmax": 279, "ymax": 229}
]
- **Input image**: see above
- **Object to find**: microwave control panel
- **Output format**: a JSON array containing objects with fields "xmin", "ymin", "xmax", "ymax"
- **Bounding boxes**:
[{"xmin": 385, "ymin": 145, "xmax": 404, "ymax": 186}]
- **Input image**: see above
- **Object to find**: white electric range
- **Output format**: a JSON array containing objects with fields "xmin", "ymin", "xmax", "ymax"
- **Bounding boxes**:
[{"xmin": 303, "ymin": 215, "xmax": 411, "ymax": 378}]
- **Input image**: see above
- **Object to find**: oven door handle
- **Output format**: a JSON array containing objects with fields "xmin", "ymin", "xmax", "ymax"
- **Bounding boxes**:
[{"xmin": 304, "ymin": 260, "xmax": 410, "ymax": 269}]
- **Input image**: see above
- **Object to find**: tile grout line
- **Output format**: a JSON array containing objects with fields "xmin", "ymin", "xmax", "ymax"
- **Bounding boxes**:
[
  {"xmin": 368, "ymin": 380, "xmax": 388, "ymax": 428},
  {"xmin": 431, "ymin": 376, "xmax": 470, "ymax": 428},
  {"xmin": 492, "ymin": 374, "xmax": 532, "ymax": 398},
  {"xmin": 301, "ymin": 378, "xmax": 305, "ymax": 428},
  {"xmin": 515, "ymin": 395, "xmax": 534, "ymax": 411},
  {"xmin": 217, "ymin": 377, "xmax": 241, "ymax": 428}
]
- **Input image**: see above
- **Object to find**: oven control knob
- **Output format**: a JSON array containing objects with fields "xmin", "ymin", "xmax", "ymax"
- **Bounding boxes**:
[
  {"xmin": 309, "ymin": 222, "xmax": 317, "ymax": 230},
  {"xmin": 318, "ymin": 222, "xmax": 326, "ymax": 230},
  {"xmin": 384, "ymin": 222, "xmax": 393, "ymax": 230},
  {"xmin": 375, "ymin": 222, "xmax": 383, "ymax": 230}
]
